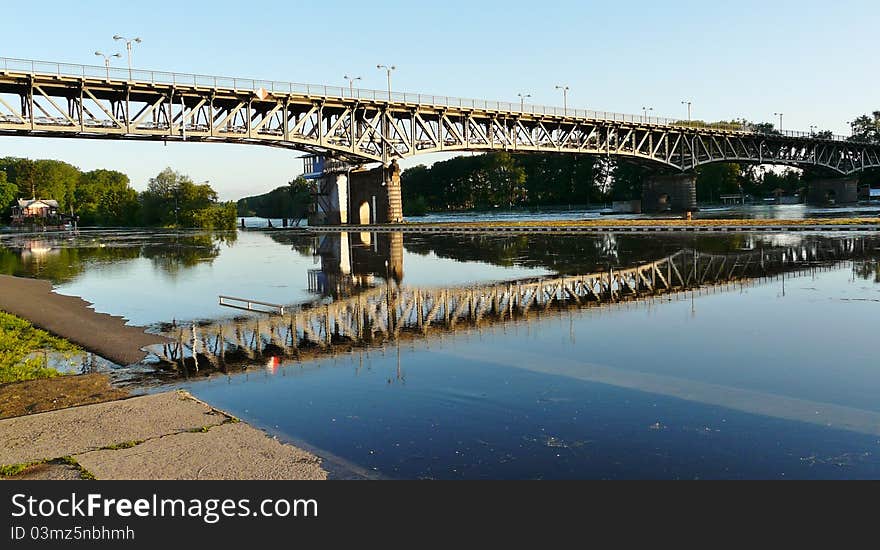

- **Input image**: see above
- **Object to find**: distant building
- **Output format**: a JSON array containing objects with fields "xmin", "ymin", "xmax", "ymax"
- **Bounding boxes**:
[
  {"xmin": 10, "ymin": 198, "xmax": 76, "ymax": 230},
  {"xmin": 11, "ymin": 198, "xmax": 60, "ymax": 223}
]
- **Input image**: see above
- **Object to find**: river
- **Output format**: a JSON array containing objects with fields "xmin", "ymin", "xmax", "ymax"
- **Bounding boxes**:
[{"xmin": 1, "ymin": 226, "xmax": 878, "ymax": 478}]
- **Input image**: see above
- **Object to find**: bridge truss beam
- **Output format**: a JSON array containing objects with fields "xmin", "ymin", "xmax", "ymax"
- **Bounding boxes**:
[{"xmin": 2, "ymin": 68, "xmax": 879, "ymax": 174}]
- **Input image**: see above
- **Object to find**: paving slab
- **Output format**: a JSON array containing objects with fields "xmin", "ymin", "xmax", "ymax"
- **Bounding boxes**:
[
  {"xmin": 0, "ymin": 391, "xmax": 226, "ymax": 465},
  {"xmin": 75, "ymin": 422, "xmax": 327, "ymax": 480}
]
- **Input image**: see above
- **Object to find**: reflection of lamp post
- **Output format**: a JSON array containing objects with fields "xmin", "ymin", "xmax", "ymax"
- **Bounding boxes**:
[
  {"xmin": 94, "ymin": 51, "xmax": 122, "ymax": 79},
  {"xmin": 112, "ymin": 35, "xmax": 141, "ymax": 80}
]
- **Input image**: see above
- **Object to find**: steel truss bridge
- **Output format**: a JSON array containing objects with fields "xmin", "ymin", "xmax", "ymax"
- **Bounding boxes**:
[
  {"xmin": 2, "ymin": 58, "xmax": 879, "ymax": 175},
  {"xmin": 149, "ymin": 239, "xmax": 868, "ymax": 371}
]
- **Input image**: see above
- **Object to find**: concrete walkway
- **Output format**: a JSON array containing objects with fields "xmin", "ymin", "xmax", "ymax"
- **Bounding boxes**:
[
  {"xmin": 0, "ymin": 391, "xmax": 327, "ymax": 480},
  {"xmin": 0, "ymin": 274, "xmax": 170, "ymax": 365}
]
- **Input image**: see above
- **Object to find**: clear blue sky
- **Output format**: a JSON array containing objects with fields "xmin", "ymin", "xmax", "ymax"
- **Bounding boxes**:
[{"xmin": 1, "ymin": 0, "xmax": 877, "ymax": 200}]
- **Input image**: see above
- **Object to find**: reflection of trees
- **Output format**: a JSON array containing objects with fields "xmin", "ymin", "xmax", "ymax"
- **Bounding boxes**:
[
  {"xmin": 0, "ymin": 231, "xmax": 239, "ymax": 283},
  {"xmin": 141, "ymin": 232, "xmax": 232, "ymax": 277},
  {"xmin": 403, "ymin": 233, "xmax": 755, "ymax": 274},
  {"xmin": 854, "ymin": 261, "xmax": 880, "ymax": 283},
  {"xmin": 0, "ymin": 243, "xmax": 141, "ymax": 284},
  {"xmin": 267, "ymin": 232, "xmax": 315, "ymax": 257}
]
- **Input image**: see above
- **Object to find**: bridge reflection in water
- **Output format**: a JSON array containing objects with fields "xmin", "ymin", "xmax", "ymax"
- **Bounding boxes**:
[{"xmin": 146, "ymin": 232, "xmax": 875, "ymax": 376}]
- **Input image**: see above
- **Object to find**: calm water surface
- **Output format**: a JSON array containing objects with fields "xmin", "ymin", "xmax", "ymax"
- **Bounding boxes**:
[{"xmin": 1, "ymin": 227, "xmax": 878, "ymax": 479}]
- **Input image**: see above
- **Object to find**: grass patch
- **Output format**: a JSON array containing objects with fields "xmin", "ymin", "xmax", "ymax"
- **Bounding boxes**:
[
  {"xmin": 1, "ymin": 456, "xmax": 97, "ymax": 479},
  {"xmin": 100, "ymin": 440, "xmax": 144, "ymax": 451},
  {"xmin": 55, "ymin": 456, "xmax": 96, "ymax": 480},
  {"xmin": 0, "ymin": 461, "xmax": 38, "ymax": 477},
  {"xmin": 0, "ymin": 311, "xmax": 80, "ymax": 384}
]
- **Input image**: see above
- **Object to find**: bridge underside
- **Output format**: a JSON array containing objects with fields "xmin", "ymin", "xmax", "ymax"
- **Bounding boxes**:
[{"xmin": 2, "ymin": 69, "xmax": 879, "ymax": 177}]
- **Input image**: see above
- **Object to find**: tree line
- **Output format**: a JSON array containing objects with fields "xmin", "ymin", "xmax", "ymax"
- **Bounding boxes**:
[
  {"xmin": 401, "ymin": 112, "xmax": 880, "ymax": 213},
  {"xmin": 236, "ymin": 176, "xmax": 313, "ymax": 224},
  {"xmin": 0, "ymin": 158, "xmax": 236, "ymax": 229}
]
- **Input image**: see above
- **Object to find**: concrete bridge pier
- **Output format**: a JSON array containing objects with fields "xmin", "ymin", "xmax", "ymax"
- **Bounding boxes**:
[
  {"xmin": 806, "ymin": 176, "xmax": 859, "ymax": 206},
  {"xmin": 314, "ymin": 160, "xmax": 402, "ymax": 226},
  {"xmin": 348, "ymin": 160, "xmax": 402, "ymax": 224},
  {"xmin": 318, "ymin": 172, "xmax": 349, "ymax": 225},
  {"xmin": 642, "ymin": 174, "xmax": 697, "ymax": 213}
]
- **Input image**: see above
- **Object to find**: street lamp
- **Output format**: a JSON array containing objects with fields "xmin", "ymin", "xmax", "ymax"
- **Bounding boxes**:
[
  {"xmin": 809, "ymin": 124, "xmax": 817, "ymax": 136},
  {"xmin": 94, "ymin": 51, "xmax": 122, "ymax": 79},
  {"xmin": 344, "ymin": 75, "xmax": 362, "ymax": 98},
  {"xmin": 774, "ymin": 112, "xmax": 784, "ymax": 132},
  {"xmin": 517, "ymin": 93, "xmax": 531, "ymax": 112},
  {"xmin": 555, "ymin": 85, "xmax": 569, "ymax": 115},
  {"xmin": 112, "ymin": 35, "xmax": 141, "ymax": 80},
  {"xmin": 681, "ymin": 100, "xmax": 692, "ymax": 122},
  {"xmin": 376, "ymin": 64, "xmax": 396, "ymax": 101},
  {"xmin": 642, "ymin": 106, "xmax": 654, "ymax": 122}
]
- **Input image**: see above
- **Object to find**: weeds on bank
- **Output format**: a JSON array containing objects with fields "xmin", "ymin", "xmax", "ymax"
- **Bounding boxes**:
[
  {"xmin": 0, "ymin": 311, "xmax": 80, "ymax": 384},
  {"xmin": 0, "ymin": 462, "xmax": 38, "ymax": 477},
  {"xmin": 0, "ymin": 456, "xmax": 96, "ymax": 480},
  {"xmin": 99, "ymin": 440, "xmax": 144, "ymax": 451}
]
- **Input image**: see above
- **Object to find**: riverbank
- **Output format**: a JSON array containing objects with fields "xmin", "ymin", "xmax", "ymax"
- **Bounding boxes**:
[
  {"xmin": 0, "ymin": 274, "xmax": 170, "ymax": 366},
  {"xmin": 0, "ymin": 373, "xmax": 128, "ymax": 419},
  {"xmin": 0, "ymin": 276, "xmax": 329, "ymax": 480},
  {"xmin": 0, "ymin": 311, "xmax": 80, "ymax": 383}
]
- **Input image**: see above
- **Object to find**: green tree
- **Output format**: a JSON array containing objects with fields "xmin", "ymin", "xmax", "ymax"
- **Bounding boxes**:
[
  {"xmin": 140, "ymin": 168, "xmax": 234, "ymax": 229},
  {"xmin": 77, "ymin": 169, "xmax": 139, "ymax": 225},
  {"xmin": 850, "ymin": 111, "xmax": 880, "ymax": 143},
  {"xmin": 609, "ymin": 160, "xmax": 647, "ymax": 201},
  {"xmin": 0, "ymin": 172, "xmax": 18, "ymax": 221},
  {"xmin": 695, "ymin": 163, "xmax": 742, "ymax": 202}
]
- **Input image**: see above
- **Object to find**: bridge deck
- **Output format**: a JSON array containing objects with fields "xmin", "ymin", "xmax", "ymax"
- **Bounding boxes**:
[{"xmin": 2, "ymin": 57, "xmax": 878, "ymax": 173}]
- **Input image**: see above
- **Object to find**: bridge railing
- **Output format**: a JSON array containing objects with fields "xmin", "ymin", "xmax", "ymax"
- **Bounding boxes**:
[{"xmin": 0, "ymin": 56, "xmax": 862, "ymax": 144}]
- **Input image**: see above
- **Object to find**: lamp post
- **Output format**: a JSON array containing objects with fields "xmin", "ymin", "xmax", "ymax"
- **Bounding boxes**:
[
  {"xmin": 555, "ymin": 85, "xmax": 569, "ymax": 115},
  {"xmin": 94, "ymin": 51, "xmax": 122, "ymax": 79},
  {"xmin": 376, "ymin": 64, "xmax": 396, "ymax": 101},
  {"xmin": 774, "ymin": 112, "xmax": 784, "ymax": 132},
  {"xmin": 642, "ymin": 106, "xmax": 654, "ymax": 123},
  {"xmin": 517, "ymin": 92, "xmax": 531, "ymax": 112},
  {"xmin": 112, "ymin": 35, "xmax": 141, "ymax": 80},
  {"xmin": 809, "ymin": 124, "xmax": 817, "ymax": 137},
  {"xmin": 681, "ymin": 100, "xmax": 692, "ymax": 122},
  {"xmin": 344, "ymin": 75, "xmax": 362, "ymax": 98}
]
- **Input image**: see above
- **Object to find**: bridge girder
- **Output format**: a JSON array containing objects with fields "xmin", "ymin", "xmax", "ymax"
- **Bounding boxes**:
[{"xmin": 1, "ymin": 68, "xmax": 879, "ymax": 175}]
